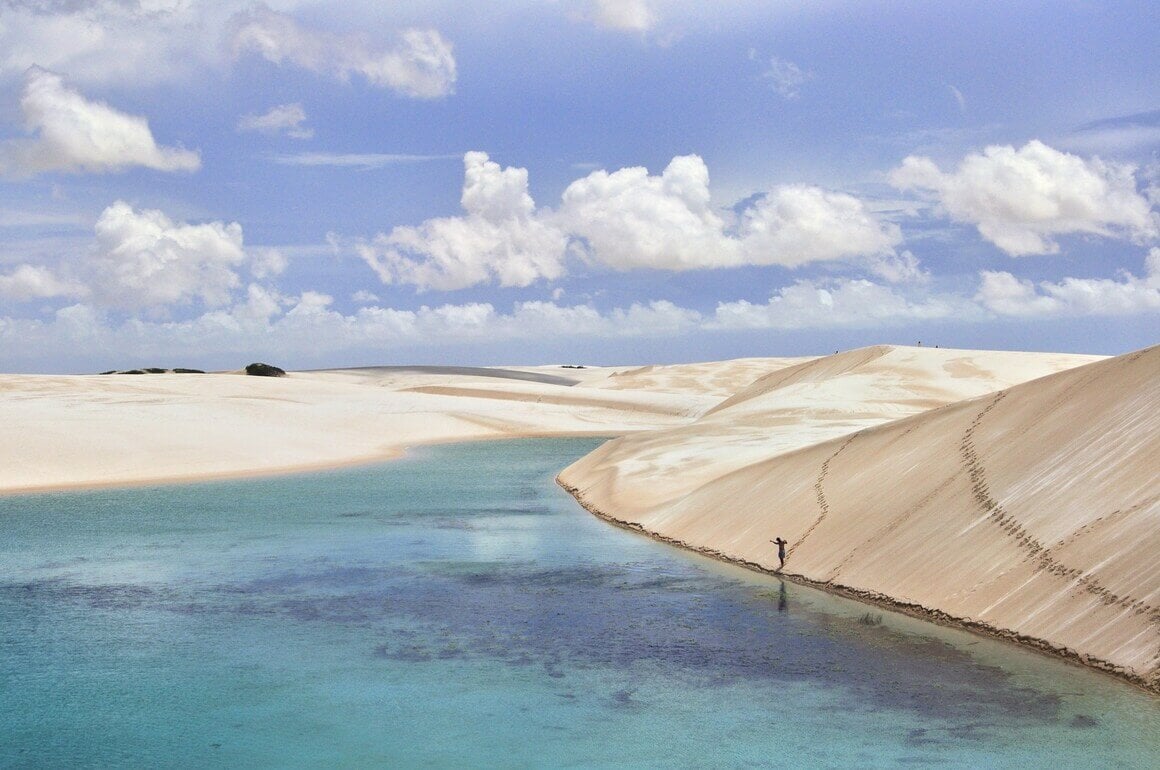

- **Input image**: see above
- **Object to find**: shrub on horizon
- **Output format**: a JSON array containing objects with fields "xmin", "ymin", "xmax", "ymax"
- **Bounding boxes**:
[{"xmin": 245, "ymin": 362, "xmax": 286, "ymax": 377}]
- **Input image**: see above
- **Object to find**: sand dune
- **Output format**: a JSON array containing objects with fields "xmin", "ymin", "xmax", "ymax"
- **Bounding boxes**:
[
  {"xmin": 559, "ymin": 345, "xmax": 1160, "ymax": 691},
  {"xmin": 560, "ymin": 345, "xmax": 1104, "ymax": 514},
  {"xmin": 0, "ymin": 362, "xmax": 733, "ymax": 492}
]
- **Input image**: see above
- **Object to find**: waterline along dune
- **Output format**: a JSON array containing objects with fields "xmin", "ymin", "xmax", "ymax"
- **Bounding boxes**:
[
  {"xmin": 2, "ymin": 344, "xmax": 1156, "ymax": 692},
  {"xmin": 559, "ymin": 344, "xmax": 1160, "ymax": 692}
]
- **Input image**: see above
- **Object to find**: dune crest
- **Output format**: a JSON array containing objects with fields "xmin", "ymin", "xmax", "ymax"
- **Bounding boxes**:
[
  {"xmin": 559, "ymin": 345, "xmax": 1160, "ymax": 691},
  {"xmin": 561, "ymin": 345, "xmax": 1104, "ymax": 515}
]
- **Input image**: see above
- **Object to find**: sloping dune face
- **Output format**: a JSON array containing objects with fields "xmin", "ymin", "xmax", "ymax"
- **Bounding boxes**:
[
  {"xmin": 561, "ymin": 346, "xmax": 1105, "ymax": 515},
  {"xmin": 559, "ymin": 345, "xmax": 1160, "ymax": 690}
]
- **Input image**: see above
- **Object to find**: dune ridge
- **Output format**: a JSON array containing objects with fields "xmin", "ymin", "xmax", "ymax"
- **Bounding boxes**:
[
  {"xmin": 558, "ymin": 345, "xmax": 1160, "ymax": 692},
  {"xmin": 559, "ymin": 345, "xmax": 1105, "ymax": 514}
]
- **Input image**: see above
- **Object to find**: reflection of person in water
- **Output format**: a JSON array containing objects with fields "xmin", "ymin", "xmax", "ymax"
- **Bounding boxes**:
[
  {"xmin": 771, "ymin": 537, "xmax": 788, "ymax": 570},
  {"xmin": 777, "ymin": 580, "xmax": 788, "ymax": 613}
]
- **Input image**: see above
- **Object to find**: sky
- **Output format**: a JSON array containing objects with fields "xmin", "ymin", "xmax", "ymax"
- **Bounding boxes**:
[{"xmin": 0, "ymin": 0, "xmax": 1157, "ymax": 373}]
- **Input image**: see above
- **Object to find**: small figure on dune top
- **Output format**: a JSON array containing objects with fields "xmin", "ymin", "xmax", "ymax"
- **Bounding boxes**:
[{"xmin": 771, "ymin": 537, "xmax": 788, "ymax": 570}]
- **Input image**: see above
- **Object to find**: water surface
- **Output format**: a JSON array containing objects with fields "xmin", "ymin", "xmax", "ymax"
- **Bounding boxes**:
[{"xmin": 2, "ymin": 439, "xmax": 1157, "ymax": 768}]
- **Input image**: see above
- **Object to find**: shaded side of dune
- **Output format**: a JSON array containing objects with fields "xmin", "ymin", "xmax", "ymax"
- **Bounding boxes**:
[{"xmin": 559, "ymin": 345, "xmax": 1160, "ymax": 692}]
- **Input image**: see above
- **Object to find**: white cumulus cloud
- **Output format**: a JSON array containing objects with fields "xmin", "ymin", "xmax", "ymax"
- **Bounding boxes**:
[
  {"xmin": 228, "ymin": 5, "xmax": 457, "ymax": 98},
  {"xmin": 737, "ymin": 185, "xmax": 903, "ymax": 268},
  {"xmin": 237, "ymin": 102, "xmax": 313, "ymax": 139},
  {"xmin": 88, "ymin": 201, "xmax": 246, "ymax": 311},
  {"xmin": 976, "ymin": 248, "xmax": 1160, "ymax": 317},
  {"xmin": 351, "ymin": 152, "xmax": 905, "ymax": 289},
  {"xmin": 0, "ymin": 262, "xmax": 85, "ymax": 301},
  {"xmin": 891, "ymin": 140, "xmax": 1158, "ymax": 256},
  {"xmin": 355, "ymin": 152, "xmax": 569, "ymax": 290},
  {"xmin": 559, "ymin": 155, "xmax": 740, "ymax": 270},
  {"xmin": 0, "ymin": 67, "xmax": 201, "ymax": 177}
]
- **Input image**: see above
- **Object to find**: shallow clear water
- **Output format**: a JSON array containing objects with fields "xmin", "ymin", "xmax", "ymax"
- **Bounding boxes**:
[{"xmin": 2, "ymin": 438, "xmax": 1158, "ymax": 768}]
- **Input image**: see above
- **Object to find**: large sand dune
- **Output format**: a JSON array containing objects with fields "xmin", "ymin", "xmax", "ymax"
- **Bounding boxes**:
[
  {"xmin": 559, "ymin": 345, "xmax": 1160, "ymax": 691},
  {"xmin": 560, "ymin": 345, "xmax": 1105, "ymax": 513}
]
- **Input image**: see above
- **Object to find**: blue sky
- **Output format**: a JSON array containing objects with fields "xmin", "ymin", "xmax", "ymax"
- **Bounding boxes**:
[{"xmin": 0, "ymin": 0, "xmax": 1157, "ymax": 372}]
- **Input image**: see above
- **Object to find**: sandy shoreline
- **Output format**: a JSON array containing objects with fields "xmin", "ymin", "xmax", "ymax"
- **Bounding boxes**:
[
  {"xmin": 4, "ymin": 345, "xmax": 1157, "ymax": 694},
  {"xmin": 559, "ymin": 478, "xmax": 1155, "ymax": 694}
]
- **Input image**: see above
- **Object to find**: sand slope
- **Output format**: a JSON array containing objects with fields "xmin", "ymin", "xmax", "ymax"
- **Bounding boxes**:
[
  {"xmin": 559, "ymin": 345, "xmax": 1160, "ymax": 690},
  {"xmin": 561, "ymin": 345, "xmax": 1104, "ymax": 514}
]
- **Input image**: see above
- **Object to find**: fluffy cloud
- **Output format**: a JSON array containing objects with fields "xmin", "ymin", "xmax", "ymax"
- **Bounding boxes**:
[
  {"xmin": 560, "ymin": 157, "xmax": 900, "ymax": 272},
  {"xmin": 228, "ymin": 5, "xmax": 456, "ymax": 98},
  {"xmin": 891, "ymin": 140, "xmax": 1158, "ymax": 255},
  {"xmin": 0, "ymin": 67, "xmax": 200, "ymax": 177},
  {"xmin": 355, "ymin": 152, "xmax": 569, "ymax": 290},
  {"xmin": 737, "ymin": 185, "xmax": 902, "ymax": 268},
  {"xmin": 354, "ymin": 152, "xmax": 905, "ymax": 289},
  {"xmin": 976, "ymin": 248, "xmax": 1160, "ymax": 317},
  {"xmin": 88, "ymin": 201, "xmax": 246, "ymax": 311},
  {"xmin": 237, "ymin": 103, "xmax": 313, "ymax": 139},
  {"xmin": 559, "ymin": 155, "xmax": 740, "ymax": 270},
  {"xmin": 1, "ymin": 200, "xmax": 260, "ymax": 312},
  {"xmin": 0, "ymin": 263, "xmax": 85, "ymax": 301}
]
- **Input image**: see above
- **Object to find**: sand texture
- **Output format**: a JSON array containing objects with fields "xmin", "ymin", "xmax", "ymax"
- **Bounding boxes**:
[{"xmin": 559, "ymin": 345, "xmax": 1160, "ymax": 691}]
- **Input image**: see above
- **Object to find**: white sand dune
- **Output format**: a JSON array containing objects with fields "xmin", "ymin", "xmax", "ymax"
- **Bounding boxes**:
[
  {"xmin": 561, "ymin": 345, "xmax": 1105, "ymax": 513},
  {"xmin": 0, "ymin": 363, "xmax": 734, "ymax": 492},
  {"xmin": 4, "ymin": 345, "xmax": 1155, "ymax": 691},
  {"xmin": 559, "ymin": 345, "xmax": 1160, "ymax": 691}
]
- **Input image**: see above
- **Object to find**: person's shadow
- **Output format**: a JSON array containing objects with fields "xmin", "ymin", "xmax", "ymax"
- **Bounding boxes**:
[{"xmin": 777, "ymin": 580, "xmax": 788, "ymax": 613}]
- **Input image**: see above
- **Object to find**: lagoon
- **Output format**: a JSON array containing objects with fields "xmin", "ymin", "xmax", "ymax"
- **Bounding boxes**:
[{"xmin": 2, "ymin": 438, "xmax": 1158, "ymax": 768}]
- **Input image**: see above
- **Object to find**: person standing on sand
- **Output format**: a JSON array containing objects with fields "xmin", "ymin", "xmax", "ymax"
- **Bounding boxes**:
[{"xmin": 771, "ymin": 537, "xmax": 788, "ymax": 570}]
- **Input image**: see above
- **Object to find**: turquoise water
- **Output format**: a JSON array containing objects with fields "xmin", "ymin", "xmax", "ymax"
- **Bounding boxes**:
[{"xmin": 2, "ymin": 438, "xmax": 1158, "ymax": 768}]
